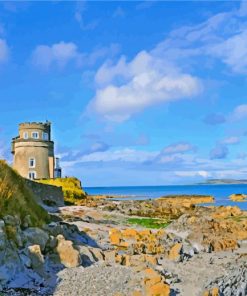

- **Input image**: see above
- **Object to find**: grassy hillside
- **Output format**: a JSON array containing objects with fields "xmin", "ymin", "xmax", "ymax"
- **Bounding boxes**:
[
  {"xmin": 0, "ymin": 160, "xmax": 49, "ymax": 227},
  {"xmin": 38, "ymin": 177, "xmax": 86, "ymax": 204}
]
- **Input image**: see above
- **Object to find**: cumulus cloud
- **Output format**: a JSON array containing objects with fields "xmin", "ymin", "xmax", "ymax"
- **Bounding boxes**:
[
  {"xmin": 210, "ymin": 145, "xmax": 228, "ymax": 159},
  {"xmin": 32, "ymin": 41, "xmax": 120, "ymax": 70},
  {"xmin": 32, "ymin": 41, "xmax": 81, "ymax": 70},
  {"xmin": 0, "ymin": 39, "xmax": 9, "ymax": 63},
  {"xmin": 87, "ymin": 1, "xmax": 247, "ymax": 122},
  {"xmin": 89, "ymin": 51, "xmax": 202, "ymax": 122}
]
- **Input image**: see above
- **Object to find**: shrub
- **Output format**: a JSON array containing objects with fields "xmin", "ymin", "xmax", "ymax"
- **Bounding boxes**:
[{"xmin": 37, "ymin": 177, "xmax": 86, "ymax": 204}]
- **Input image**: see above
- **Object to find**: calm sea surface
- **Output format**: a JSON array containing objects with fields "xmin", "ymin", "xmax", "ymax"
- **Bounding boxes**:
[{"xmin": 84, "ymin": 184, "xmax": 247, "ymax": 211}]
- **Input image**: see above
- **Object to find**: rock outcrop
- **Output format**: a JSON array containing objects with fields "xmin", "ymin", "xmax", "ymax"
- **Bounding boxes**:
[
  {"xmin": 230, "ymin": 193, "xmax": 247, "ymax": 202},
  {"xmin": 56, "ymin": 235, "xmax": 81, "ymax": 268},
  {"xmin": 205, "ymin": 262, "xmax": 247, "ymax": 296}
]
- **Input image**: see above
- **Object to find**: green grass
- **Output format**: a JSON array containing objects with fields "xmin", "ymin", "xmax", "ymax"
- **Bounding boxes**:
[
  {"xmin": 0, "ymin": 160, "xmax": 49, "ymax": 227},
  {"xmin": 127, "ymin": 217, "xmax": 170, "ymax": 229}
]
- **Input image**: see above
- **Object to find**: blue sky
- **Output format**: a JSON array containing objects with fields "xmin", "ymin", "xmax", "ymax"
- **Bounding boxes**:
[{"xmin": 1, "ymin": 1, "xmax": 247, "ymax": 186}]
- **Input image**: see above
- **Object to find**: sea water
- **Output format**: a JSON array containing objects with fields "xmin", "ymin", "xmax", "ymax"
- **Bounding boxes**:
[{"xmin": 84, "ymin": 184, "xmax": 247, "ymax": 211}]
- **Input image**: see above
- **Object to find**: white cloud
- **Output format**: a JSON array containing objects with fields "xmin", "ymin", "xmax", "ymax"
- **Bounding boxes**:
[
  {"xmin": 162, "ymin": 142, "xmax": 195, "ymax": 155},
  {"xmin": 210, "ymin": 144, "xmax": 228, "ymax": 160},
  {"xmin": 32, "ymin": 41, "xmax": 120, "ymax": 70},
  {"xmin": 88, "ymin": 2, "xmax": 247, "ymax": 122},
  {"xmin": 32, "ymin": 41, "xmax": 82, "ymax": 70},
  {"xmin": 230, "ymin": 104, "xmax": 247, "ymax": 121},
  {"xmin": 0, "ymin": 39, "xmax": 9, "ymax": 63},
  {"xmin": 238, "ymin": 0, "xmax": 247, "ymax": 17},
  {"xmin": 74, "ymin": 1, "xmax": 98, "ymax": 31},
  {"xmin": 62, "ymin": 148, "xmax": 158, "ymax": 167},
  {"xmin": 175, "ymin": 170, "xmax": 210, "ymax": 178},
  {"xmin": 153, "ymin": 4, "xmax": 247, "ymax": 74},
  {"xmin": 89, "ymin": 51, "xmax": 202, "ymax": 122},
  {"xmin": 210, "ymin": 29, "xmax": 247, "ymax": 73}
]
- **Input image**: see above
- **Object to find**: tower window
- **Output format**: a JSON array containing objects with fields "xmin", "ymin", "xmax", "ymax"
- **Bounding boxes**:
[
  {"xmin": 29, "ymin": 158, "xmax": 36, "ymax": 168},
  {"xmin": 23, "ymin": 132, "xmax": 28, "ymax": 139},
  {"xmin": 42, "ymin": 132, "xmax": 49, "ymax": 140},
  {"xmin": 28, "ymin": 171, "xmax": 36, "ymax": 180},
  {"xmin": 32, "ymin": 132, "xmax": 39, "ymax": 139}
]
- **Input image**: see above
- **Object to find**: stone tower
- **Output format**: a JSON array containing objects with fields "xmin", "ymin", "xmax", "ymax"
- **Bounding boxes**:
[{"xmin": 11, "ymin": 121, "xmax": 61, "ymax": 180}]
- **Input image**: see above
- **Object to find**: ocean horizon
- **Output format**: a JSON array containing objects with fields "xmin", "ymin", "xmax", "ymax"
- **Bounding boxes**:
[{"xmin": 85, "ymin": 184, "xmax": 247, "ymax": 210}]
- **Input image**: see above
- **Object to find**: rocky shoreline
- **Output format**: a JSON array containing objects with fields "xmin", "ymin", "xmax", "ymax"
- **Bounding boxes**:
[{"xmin": 0, "ymin": 192, "xmax": 246, "ymax": 296}]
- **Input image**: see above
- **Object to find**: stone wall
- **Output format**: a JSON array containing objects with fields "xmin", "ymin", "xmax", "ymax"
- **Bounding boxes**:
[{"xmin": 25, "ymin": 179, "xmax": 64, "ymax": 207}]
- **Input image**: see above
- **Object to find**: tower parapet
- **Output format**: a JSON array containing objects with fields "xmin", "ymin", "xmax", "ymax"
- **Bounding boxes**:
[{"xmin": 12, "ymin": 121, "xmax": 61, "ymax": 180}]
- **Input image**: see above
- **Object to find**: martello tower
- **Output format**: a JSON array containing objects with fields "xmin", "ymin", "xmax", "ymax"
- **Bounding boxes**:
[{"xmin": 11, "ymin": 121, "xmax": 62, "ymax": 180}]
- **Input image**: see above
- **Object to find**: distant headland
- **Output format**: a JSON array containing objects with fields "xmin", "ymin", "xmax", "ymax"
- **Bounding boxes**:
[{"xmin": 200, "ymin": 179, "xmax": 247, "ymax": 185}]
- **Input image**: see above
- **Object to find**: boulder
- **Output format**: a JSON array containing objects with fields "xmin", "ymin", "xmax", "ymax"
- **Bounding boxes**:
[
  {"xmin": 28, "ymin": 244, "xmax": 45, "ymax": 276},
  {"xmin": 109, "ymin": 228, "xmax": 121, "ymax": 245},
  {"xmin": 19, "ymin": 253, "xmax": 32, "ymax": 268},
  {"xmin": 56, "ymin": 235, "xmax": 81, "ymax": 268},
  {"xmin": 46, "ymin": 235, "xmax": 58, "ymax": 251},
  {"xmin": 89, "ymin": 247, "xmax": 104, "ymax": 262},
  {"xmin": 209, "ymin": 238, "xmax": 238, "ymax": 252},
  {"xmin": 103, "ymin": 250, "xmax": 116, "ymax": 264},
  {"xmin": 168, "ymin": 243, "xmax": 182, "ymax": 261},
  {"xmin": 203, "ymin": 287, "xmax": 220, "ymax": 296},
  {"xmin": 23, "ymin": 227, "xmax": 49, "ymax": 251},
  {"xmin": 77, "ymin": 245, "xmax": 96, "ymax": 267},
  {"xmin": 143, "ymin": 268, "xmax": 170, "ymax": 296},
  {"xmin": 0, "ymin": 226, "xmax": 22, "ymax": 284}
]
